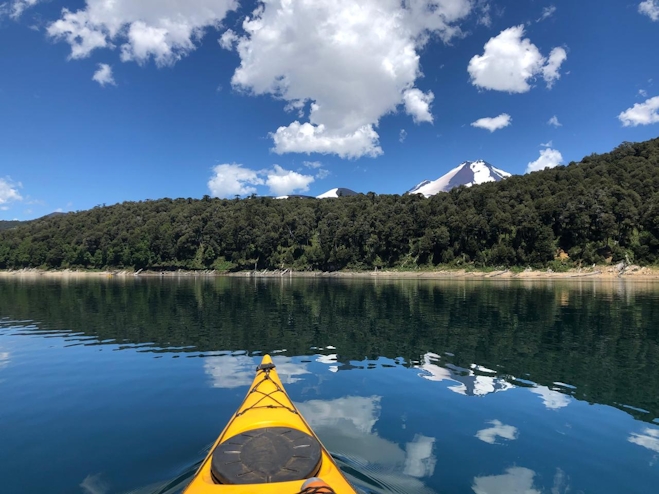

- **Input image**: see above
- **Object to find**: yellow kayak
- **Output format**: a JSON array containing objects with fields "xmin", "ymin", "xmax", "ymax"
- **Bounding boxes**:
[{"xmin": 184, "ymin": 355, "xmax": 357, "ymax": 494}]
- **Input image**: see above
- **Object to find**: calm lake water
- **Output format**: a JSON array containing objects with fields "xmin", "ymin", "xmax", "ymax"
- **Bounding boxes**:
[{"xmin": 1, "ymin": 277, "xmax": 658, "ymax": 494}]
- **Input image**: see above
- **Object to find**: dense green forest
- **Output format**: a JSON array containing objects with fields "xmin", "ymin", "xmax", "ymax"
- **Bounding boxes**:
[
  {"xmin": 0, "ymin": 220, "xmax": 22, "ymax": 231},
  {"xmin": 1, "ymin": 137, "xmax": 658, "ymax": 271}
]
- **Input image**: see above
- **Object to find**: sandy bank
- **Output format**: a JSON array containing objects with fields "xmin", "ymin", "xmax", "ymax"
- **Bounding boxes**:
[
  {"xmin": 2, "ymin": 265, "xmax": 659, "ymax": 281},
  {"xmin": 226, "ymin": 266, "xmax": 659, "ymax": 280}
]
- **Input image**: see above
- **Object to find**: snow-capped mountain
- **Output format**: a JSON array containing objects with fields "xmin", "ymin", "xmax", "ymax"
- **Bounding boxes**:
[
  {"xmin": 407, "ymin": 161, "xmax": 511, "ymax": 198},
  {"xmin": 407, "ymin": 180, "xmax": 432, "ymax": 195},
  {"xmin": 316, "ymin": 188, "xmax": 359, "ymax": 199}
]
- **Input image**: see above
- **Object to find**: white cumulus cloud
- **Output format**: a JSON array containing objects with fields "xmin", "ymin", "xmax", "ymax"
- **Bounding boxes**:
[
  {"xmin": 542, "ymin": 47, "xmax": 567, "ymax": 89},
  {"xmin": 471, "ymin": 113, "xmax": 512, "ymax": 132},
  {"xmin": 271, "ymin": 122, "xmax": 383, "ymax": 159},
  {"xmin": 92, "ymin": 63, "xmax": 115, "ymax": 86},
  {"xmin": 265, "ymin": 165, "xmax": 315, "ymax": 196},
  {"xmin": 618, "ymin": 96, "xmax": 659, "ymax": 127},
  {"xmin": 639, "ymin": 0, "xmax": 659, "ymax": 21},
  {"xmin": 208, "ymin": 163, "xmax": 316, "ymax": 197},
  {"xmin": 547, "ymin": 115, "xmax": 562, "ymax": 127},
  {"xmin": 47, "ymin": 0, "xmax": 238, "ymax": 66},
  {"xmin": 526, "ymin": 148, "xmax": 563, "ymax": 174},
  {"xmin": 218, "ymin": 29, "xmax": 238, "ymax": 50},
  {"xmin": 403, "ymin": 88, "xmax": 435, "ymax": 124},
  {"xmin": 303, "ymin": 161, "xmax": 330, "ymax": 179},
  {"xmin": 537, "ymin": 5, "xmax": 557, "ymax": 23},
  {"xmin": 468, "ymin": 25, "xmax": 567, "ymax": 93},
  {"xmin": 6, "ymin": 0, "xmax": 41, "ymax": 19},
  {"xmin": 0, "ymin": 177, "xmax": 23, "ymax": 205},
  {"xmin": 208, "ymin": 163, "xmax": 264, "ymax": 198},
  {"xmin": 477, "ymin": 1, "xmax": 492, "ymax": 28},
  {"xmin": 224, "ymin": 0, "xmax": 474, "ymax": 158}
]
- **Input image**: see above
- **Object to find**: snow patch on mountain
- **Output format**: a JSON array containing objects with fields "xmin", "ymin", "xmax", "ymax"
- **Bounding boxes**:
[
  {"xmin": 407, "ymin": 180, "xmax": 432, "ymax": 195},
  {"xmin": 316, "ymin": 188, "xmax": 359, "ymax": 199},
  {"xmin": 408, "ymin": 161, "xmax": 511, "ymax": 197},
  {"xmin": 274, "ymin": 194, "xmax": 315, "ymax": 199}
]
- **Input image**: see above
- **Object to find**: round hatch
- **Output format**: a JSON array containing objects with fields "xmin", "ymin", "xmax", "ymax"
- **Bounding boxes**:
[{"xmin": 211, "ymin": 427, "xmax": 322, "ymax": 485}]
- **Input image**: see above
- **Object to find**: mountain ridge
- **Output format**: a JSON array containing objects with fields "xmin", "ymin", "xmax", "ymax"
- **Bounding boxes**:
[
  {"xmin": 316, "ymin": 188, "xmax": 359, "ymax": 199},
  {"xmin": 1, "ymin": 137, "xmax": 657, "ymax": 272},
  {"xmin": 408, "ymin": 160, "xmax": 512, "ymax": 197}
]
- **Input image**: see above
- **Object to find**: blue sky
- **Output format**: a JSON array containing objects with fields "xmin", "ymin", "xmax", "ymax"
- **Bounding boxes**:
[{"xmin": 1, "ymin": 0, "xmax": 659, "ymax": 220}]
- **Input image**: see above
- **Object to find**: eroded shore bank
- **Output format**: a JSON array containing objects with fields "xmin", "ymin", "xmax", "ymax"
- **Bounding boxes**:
[{"xmin": 2, "ymin": 265, "xmax": 659, "ymax": 281}]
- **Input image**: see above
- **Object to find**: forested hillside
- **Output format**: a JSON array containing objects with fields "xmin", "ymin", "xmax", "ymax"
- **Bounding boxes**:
[
  {"xmin": 0, "ymin": 220, "xmax": 22, "ymax": 231},
  {"xmin": 1, "ymin": 138, "xmax": 658, "ymax": 271}
]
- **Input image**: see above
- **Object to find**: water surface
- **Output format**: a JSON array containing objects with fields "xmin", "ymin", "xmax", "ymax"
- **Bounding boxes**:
[{"xmin": 1, "ymin": 277, "xmax": 658, "ymax": 493}]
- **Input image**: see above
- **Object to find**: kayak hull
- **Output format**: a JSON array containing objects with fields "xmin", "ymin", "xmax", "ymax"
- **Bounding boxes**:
[{"xmin": 184, "ymin": 355, "xmax": 357, "ymax": 494}]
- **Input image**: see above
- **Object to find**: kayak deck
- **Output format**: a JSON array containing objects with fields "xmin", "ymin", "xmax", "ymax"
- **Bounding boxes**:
[{"xmin": 184, "ymin": 355, "xmax": 356, "ymax": 494}]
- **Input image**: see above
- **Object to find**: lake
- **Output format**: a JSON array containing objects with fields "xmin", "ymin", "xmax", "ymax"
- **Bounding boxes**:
[{"xmin": 1, "ymin": 277, "xmax": 658, "ymax": 493}]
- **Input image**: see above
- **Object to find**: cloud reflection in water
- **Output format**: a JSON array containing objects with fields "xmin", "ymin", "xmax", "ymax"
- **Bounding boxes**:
[
  {"xmin": 416, "ymin": 353, "xmax": 513, "ymax": 397},
  {"xmin": 530, "ymin": 386, "xmax": 571, "ymax": 410},
  {"xmin": 0, "ymin": 350, "xmax": 9, "ymax": 370},
  {"xmin": 472, "ymin": 467, "xmax": 541, "ymax": 494},
  {"xmin": 403, "ymin": 435, "xmax": 436, "ymax": 478},
  {"xmin": 316, "ymin": 353, "xmax": 339, "ymax": 373},
  {"xmin": 203, "ymin": 355, "xmax": 309, "ymax": 388},
  {"xmin": 475, "ymin": 420, "xmax": 518, "ymax": 445},
  {"xmin": 416, "ymin": 353, "xmax": 575, "ymax": 411},
  {"xmin": 628, "ymin": 427, "xmax": 659, "ymax": 453},
  {"xmin": 79, "ymin": 473, "xmax": 109, "ymax": 494},
  {"xmin": 298, "ymin": 396, "xmax": 437, "ymax": 493}
]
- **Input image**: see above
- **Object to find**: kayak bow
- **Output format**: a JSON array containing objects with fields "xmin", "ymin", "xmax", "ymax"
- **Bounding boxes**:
[{"xmin": 184, "ymin": 355, "xmax": 357, "ymax": 494}]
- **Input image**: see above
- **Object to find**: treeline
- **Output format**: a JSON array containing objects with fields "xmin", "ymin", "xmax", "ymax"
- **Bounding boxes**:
[
  {"xmin": 1, "ymin": 137, "xmax": 658, "ymax": 271},
  {"xmin": 0, "ymin": 220, "xmax": 22, "ymax": 232}
]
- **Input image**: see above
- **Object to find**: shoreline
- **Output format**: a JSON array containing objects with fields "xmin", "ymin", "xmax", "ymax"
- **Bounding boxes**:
[{"xmin": 2, "ymin": 266, "xmax": 659, "ymax": 281}]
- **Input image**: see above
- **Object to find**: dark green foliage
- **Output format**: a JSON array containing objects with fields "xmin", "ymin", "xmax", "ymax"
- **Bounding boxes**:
[
  {"xmin": 1, "ymin": 137, "xmax": 659, "ymax": 270},
  {"xmin": 0, "ymin": 220, "xmax": 22, "ymax": 231}
]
